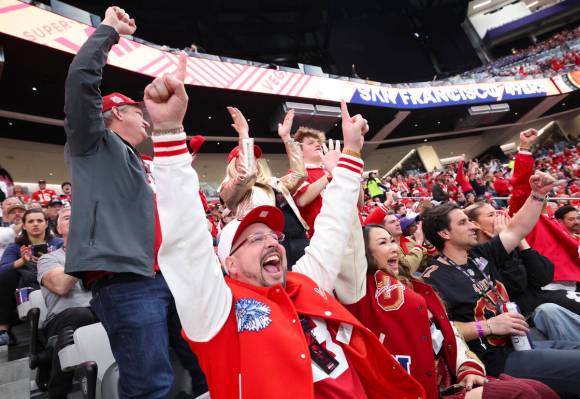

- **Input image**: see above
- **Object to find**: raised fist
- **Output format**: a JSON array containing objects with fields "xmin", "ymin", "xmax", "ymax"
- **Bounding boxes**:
[
  {"xmin": 529, "ymin": 171, "xmax": 556, "ymax": 197},
  {"xmin": 143, "ymin": 52, "xmax": 189, "ymax": 130},
  {"xmin": 102, "ymin": 6, "xmax": 136, "ymax": 36},
  {"xmin": 340, "ymin": 100, "xmax": 368, "ymax": 153},
  {"xmin": 519, "ymin": 129, "xmax": 538, "ymax": 150}
]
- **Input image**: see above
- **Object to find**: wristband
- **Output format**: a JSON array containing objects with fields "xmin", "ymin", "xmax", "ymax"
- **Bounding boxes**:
[
  {"xmin": 530, "ymin": 192, "xmax": 546, "ymax": 202},
  {"xmin": 475, "ymin": 320, "xmax": 485, "ymax": 338},
  {"xmin": 342, "ymin": 148, "xmax": 362, "ymax": 159},
  {"xmin": 152, "ymin": 126, "xmax": 184, "ymax": 134}
]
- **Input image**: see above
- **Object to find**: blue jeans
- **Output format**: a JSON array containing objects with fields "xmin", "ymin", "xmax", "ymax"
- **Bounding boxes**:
[
  {"xmin": 91, "ymin": 273, "xmax": 206, "ymax": 399},
  {"xmin": 504, "ymin": 339, "xmax": 580, "ymax": 397},
  {"xmin": 533, "ymin": 302, "xmax": 580, "ymax": 342}
]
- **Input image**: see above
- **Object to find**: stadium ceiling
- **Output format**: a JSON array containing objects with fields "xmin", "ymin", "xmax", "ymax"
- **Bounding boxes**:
[{"xmin": 0, "ymin": 1, "xmax": 578, "ymax": 157}]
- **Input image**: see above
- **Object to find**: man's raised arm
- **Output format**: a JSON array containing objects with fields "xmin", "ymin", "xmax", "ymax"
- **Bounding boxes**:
[
  {"xmin": 64, "ymin": 7, "xmax": 134, "ymax": 155},
  {"xmin": 293, "ymin": 101, "xmax": 369, "ymax": 292},
  {"xmin": 499, "ymin": 171, "xmax": 556, "ymax": 254},
  {"xmin": 146, "ymin": 54, "xmax": 232, "ymax": 342}
]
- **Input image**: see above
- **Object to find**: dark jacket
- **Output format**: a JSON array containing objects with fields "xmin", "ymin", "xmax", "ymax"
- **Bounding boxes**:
[
  {"xmin": 63, "ymin": 24, "xmax": 154, "ymax": 277},
  {"xmin": 431, "ymin": 183, "xmax": 449, "ymax": 202},
  {"xmin": 0, "ymin": 238, "xmax": 64, "ymax": 287},
  {"xmin": 495, "ymin": 247, "xmax": 554, "ymax": 317}
]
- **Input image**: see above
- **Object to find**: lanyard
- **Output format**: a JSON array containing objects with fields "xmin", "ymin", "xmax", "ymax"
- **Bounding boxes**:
[{"xmin": 440, "ymin": 254, "xmax": 506, "ymax": 309}]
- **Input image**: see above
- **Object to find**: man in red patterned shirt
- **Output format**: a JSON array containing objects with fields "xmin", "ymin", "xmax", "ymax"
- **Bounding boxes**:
[{"xmin": 31, "ymin": 180, "xmax": 57, "ymax": 206}]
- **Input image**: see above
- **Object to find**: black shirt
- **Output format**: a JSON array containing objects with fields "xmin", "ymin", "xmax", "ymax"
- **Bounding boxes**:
[{"xmin": 422, "ymin": 236, "xmax": 513, "ymax": 376}]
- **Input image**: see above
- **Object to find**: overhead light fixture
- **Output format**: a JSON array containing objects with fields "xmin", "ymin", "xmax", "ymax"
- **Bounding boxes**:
[
  {"xmin": 527, "ymin": 1, "xmax": 538, "ymax": 7},
  {"xmin": 473, "ymin": 0, "xmax": 492, "ymax": 10}
]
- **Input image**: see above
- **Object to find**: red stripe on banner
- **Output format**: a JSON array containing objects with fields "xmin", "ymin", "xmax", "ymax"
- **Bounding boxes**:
[
  {"xmin": 201, "ymin": 59, "xmax": 232, "ymax": 84},
  {"xmin": 212, "ymin": 63, "xmax": 235, "ymax": 80},
  {"xmin": 0, "ymin": 3, "xmax": 30, "ymax": 14},
  {"xmin": 208, "ymin": 60, "xmax": 236, "ymax": 79},
  {"xmin": 190, "ymin": 58, "xmax": 227, "ymax": 87},
  {"xmin": 153, "ymin": 140, "xmax": 186, "ymax": 148},
  {"xmin": 186, "ymin": 65, "xmax": 214, "ymax": 87},
  {"xmin": 276, "ymin": 73, "xmax": 300, "ymax": 95},
  {"xmin": 149, "ymin": 59, "xmax": 173, "ymax": 77},
  {"xmin": 244, "ymin": 67, "xmax": 270, "ymax": 92},
  {"xmin": 231, "ymin": 68, "xmax": 260, "ymax": 90},
  {"xmin": 110, "ymin": 45, "xmax": 124, "ymax": 56},
  {"xmin": 137, "ymin": 54, "xmax": 167, "ymax": 73},
  {"xmin": 221, "ymin": 62, "xmax": 241, "ymax": 76},
  {"xmin": 292, "ymin": 75, "xmax": 312, "ymax": 97},
  {"xmin": 118, "ymin": 38, "xmax": 134, "ymax": 53},
  {"xmin": 337, "ymin": 164, "xmax": 361, "ymax": 174},
  {"xmin": 55, "ymin": 37, "xmax": 80, "ymax": 53},
  {"xmin": 339, "ymin": 156, "xmax": 364, "ymax": 169},
  {"xmin": 283, "ymin": 74, "xmax": 306, "ymax": 96},
  {"xmin": 154, "ymin": 148, "xmax": 190, "ymax": 157},
  {"xmin": 225, "ymin": 62, "xmax": 244, "ymax": 73}
]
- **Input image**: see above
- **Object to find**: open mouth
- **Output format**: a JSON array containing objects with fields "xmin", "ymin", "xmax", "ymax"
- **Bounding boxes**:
[
  {"xmin": 386, "ymin": 256, "xmax": 399, "ymax": 270},
  {"xmin": 261, "ymin": 251, "xmax": 282, "ymax": 276}
]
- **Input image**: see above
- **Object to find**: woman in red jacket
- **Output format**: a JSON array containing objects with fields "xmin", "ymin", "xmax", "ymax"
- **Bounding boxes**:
[{"xmin": 341, "ymin": 223, "xmax": 558, "ymax": 399}]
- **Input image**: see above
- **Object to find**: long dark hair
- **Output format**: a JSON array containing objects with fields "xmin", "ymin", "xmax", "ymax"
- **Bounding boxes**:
[
  {"xmin": 362, "ymin": 224, "xmax": 413, "ymax": 282},
  {"xmin": 15, "ymin": 209, "xmax": 52, "ymax": 246}
]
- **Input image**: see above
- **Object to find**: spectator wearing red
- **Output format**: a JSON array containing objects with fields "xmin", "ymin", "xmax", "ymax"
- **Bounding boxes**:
[
  {"xmin": 292, "ymin": 127, "xmax": 331, "ymax": 237},
  {"xmin": 31, "ymin": 180, "xmax": 57, "ymax": 206},
  {"xmin": 455, "ymin": 156, "xmax": 474, "ymax": 195}
]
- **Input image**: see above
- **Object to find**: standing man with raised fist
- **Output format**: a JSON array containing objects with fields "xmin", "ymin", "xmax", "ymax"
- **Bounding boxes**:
[{"xmin": 64, "ymin": 6, "xmax": 206, "ymax": 399}]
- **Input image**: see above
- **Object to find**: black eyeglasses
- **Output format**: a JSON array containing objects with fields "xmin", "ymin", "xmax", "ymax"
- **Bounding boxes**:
[{"xmin": 229, "ymin": 231, "xmax": 285, "ymax": 255}]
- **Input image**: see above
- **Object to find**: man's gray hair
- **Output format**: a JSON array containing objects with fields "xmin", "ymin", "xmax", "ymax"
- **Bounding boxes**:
[{"xmin": 102, "ymin": 104, "xmax": 129, "ymax": 127}]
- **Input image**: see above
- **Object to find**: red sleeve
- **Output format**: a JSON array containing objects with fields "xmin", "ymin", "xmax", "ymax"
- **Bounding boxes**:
[
  {"xmin": 364, "ymin": 204, "xmax": 388, "ymax": 225},
  {"xmin": 293, "ymin": 182, "xmax": 310, "ymax": 201},
  {"xmin": 508, "ymin": 152, "xmax": 534, "ymax": 216},
  {"xmin": 456, "ymin": 160, "xmax": 473, "ymax": 192},
  {"xmin": 199, "ymin": 190, "xmax": 208, "ymax": 213}
]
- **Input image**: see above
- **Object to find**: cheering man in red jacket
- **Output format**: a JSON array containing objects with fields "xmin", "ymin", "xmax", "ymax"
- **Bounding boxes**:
[{"xmin": 144, "ymin": 54, "xmax": 425, "ymax": 399}]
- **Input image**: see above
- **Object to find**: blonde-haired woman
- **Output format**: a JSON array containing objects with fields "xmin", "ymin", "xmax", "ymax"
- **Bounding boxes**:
[{"xmin": 219, "ymin": 106, "xmax": 309, "ymax": 267}]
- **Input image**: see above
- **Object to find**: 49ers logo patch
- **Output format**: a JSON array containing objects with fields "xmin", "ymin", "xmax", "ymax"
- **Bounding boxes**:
[
  {"xmin": 235, "ymin": 298, "xmax": 272, "ymax": 333},
  {"xmin": 374, "ymin": 271, "xmax": 405, "ymax": 312}
]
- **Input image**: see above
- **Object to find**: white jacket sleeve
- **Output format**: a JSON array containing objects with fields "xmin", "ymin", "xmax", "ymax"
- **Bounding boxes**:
[
  {"xmin": 333, "ymin": 216, "xmax": 368, "ymax": 305},
  {"xmin": 152, "ymin": 133, "xmax": 232, "ymax": 342},
  {"xmin": 452, "ymin": 322, "xmax": 486, "ymax": 379},
  {"xmin": 293, "ymin": 154, "xmax": 363, "ymax": 293}
]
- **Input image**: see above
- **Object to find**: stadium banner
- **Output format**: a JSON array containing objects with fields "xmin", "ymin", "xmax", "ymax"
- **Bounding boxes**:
[
  {"xmin": 551, "ymin": 71, "xmax": 580, "ymax": 94},
  {"xmin": 0, "ymin": 0, "xmax": 563, "ymax": 109}
]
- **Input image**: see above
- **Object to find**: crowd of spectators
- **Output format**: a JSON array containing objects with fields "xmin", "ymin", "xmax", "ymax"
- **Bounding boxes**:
[
  {"xmin": 360, "ymin": 137, "xmax": 580, "ymax": 220},
  {"xmin": 445, "ymin": 26, "xmax": 580, "ymax": 84},
  {"xmin": 0, "ymin": 6, "xmax": 580, "ymax": 399}
]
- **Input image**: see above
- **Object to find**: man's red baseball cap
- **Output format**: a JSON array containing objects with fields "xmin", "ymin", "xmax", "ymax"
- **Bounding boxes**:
[
  {"xmin": 227, "ymin": 145, "xmax": 263, "ymax": 164},
  {"xmin": 217, "ymin": 205, "xmax": 285, "ymax": 262},
  {"xmin": 102, "ymin": 92, "xmax": 141, "ymax": 113}
]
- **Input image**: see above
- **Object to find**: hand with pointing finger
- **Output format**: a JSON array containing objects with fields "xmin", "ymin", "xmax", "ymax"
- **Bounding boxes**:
[
  {"xmin": 339, "ymin": 100, "xmax": 368, "ymax": 153},
  {"xmin": 144, "ymin": 52, "xmax": 189, "ymax": 131}
]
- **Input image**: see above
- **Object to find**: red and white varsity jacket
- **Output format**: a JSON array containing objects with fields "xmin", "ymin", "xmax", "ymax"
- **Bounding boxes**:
[
  {"xmin": 344, "ymin": 271, "xmax": 485, "ymax": 399},
  {"xmin": 152, "ymin": 133, "xmax": 425, "ymax": 399}
]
